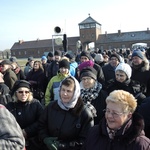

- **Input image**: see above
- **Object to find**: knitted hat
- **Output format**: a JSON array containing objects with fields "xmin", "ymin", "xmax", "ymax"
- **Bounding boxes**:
[
  {"xmin": 11, "ymin": 80, "xmax": 31, "ymax": 96},
  {"xmin": 59, "ymin": 59, "xmax": 70, "ymax": 70},
  {"xmin": 54, "ymin": 50, "xmax": 62, "ymax": 56},
  {"xmin": 1, "ymin": 60, "xmax": 12, "ymax": 65},
  {"xmin": 80, "ymin": 66, "xmax": 97, "ymax": 80},
  {"xmin": 65, "ymin": 53, "xmax": 74, "ymax": 60},
  {"xmin": 115, "ymin": 63, "xmax": 132, "ymax": 79},
  {"xmin": 110, "ymin": 54, "xmax": 120, "ymax": 62},
  {"xmin": 41, "ymin": 56, "xmax": 47, "ymax": 61},
  {"xmin": 80, "ymin": 51, "xmax": 91, "ymax": 60},
  {"xmin": 28, "ymin": 56, "xmax": 34, "ymax": 62},
  {"xmin": 78, "ymin": 60, "xmax": 94, "ymax": 71},
  {"xmin": 94, "ymin": 54, "xmax": 104, "ymax": 62},
  {"xmin": 47, "ymin": 52, "xmax": 53, "ymax": 57},
  {"xmin": 132, "ymin": 50, "xmax": 144, "ymax": 60}
]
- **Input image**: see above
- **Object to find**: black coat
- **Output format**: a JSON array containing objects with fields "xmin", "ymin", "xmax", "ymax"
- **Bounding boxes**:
[
  {"xmin": 131, "ymin": 61, "xmax": 150, "ymax": 96},
  {"xmin": 106, "ymin": 79, "xmax": 146, "ymax": 106},
  {"xmin": 38, "ymin": 98, "xmax": 94, "ymax": 150},
  {"xmin": 26, "ymin": 69, "xmax": 47, "ymax": 100},
  {"xmin": 88, "ymin": 90, "xmax": 108, "ymax": 125},
  {"xmin": 6, "ymin": 99, "xmax": 44, "ymax": 138},
  {"xmin": 82, "ymin": 113, "xmax": 150, "ymax": 150},
  {"xmin": 138, "ymin": 97, "xmax": 150, "ymax": 139},
  {"xmin": 102, "ymin": 63, "xmax": 116, "ymax": 87}
]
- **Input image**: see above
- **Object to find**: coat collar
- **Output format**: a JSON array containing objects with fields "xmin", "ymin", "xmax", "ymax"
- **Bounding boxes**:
[{"xmin": 99, "ymin": 112, "xmax": 145, "ymax": 144}]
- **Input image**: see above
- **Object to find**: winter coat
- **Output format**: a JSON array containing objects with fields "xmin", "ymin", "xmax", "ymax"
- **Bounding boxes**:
[
  {"xmin": 106, "ymin": 79, "xmax": 146, "ymax": 106},
  {"xmin": 24, "ymin": 65, "xmax": 33, "ymax": 77},
  {"xmin": 38, "ymin": 99, "xmax": 94, "ymax": 150},
  {"xmin": 80, "ymin": 81, "xmax": 108, "ymax": 125},
  {"xmin": 90, "ymin": 90, "xmax": 107, "ymax": 124},
  {"xmin": 0, "ymin": 104, "xmax": 25, "ymax": 150},
  {"xmin": 14, "ymin": 67, "xmax": 26, "ymax": 80},
  {"xmin": 82, "ymin": 113, "xmax": 150, "ymax": 150},
  {"xmin": 0, "ymin": 82, "xmax": 12, "ymax": 105},
  {"xmin": 138, "ymin": 97, "xmax": 150, "ymax": 139},
  {"xmin": 70, "ymin": 61, "xmax": 78, "ymax": 76},
  {"xmin": 47, "ymin": 60, "xmax": 59, "ymax": 81},
  {"xmin": 6, "ymin": 99, "xmax": 44, "ymax": 150},
  {"xmin": 131, "ymin": 59, "xmax": 150, "ymax": 96},
  {"xmin": 45, "ymin": 72, "xmax": 70, "ymax": 106},
  {"xmin": 26, "ymin": 69, "xmax": 47, "ymax": 101},
  {"xmin": 6, "ymin": 99, "xmax": 44, "ymax": 138},
  {"xmin": 102, "ymin": 63, "xmax": 116, "ymax": 87},
  {"xmin": 3, "ymin": 68, "xmax": 18, "ymax": 90}
]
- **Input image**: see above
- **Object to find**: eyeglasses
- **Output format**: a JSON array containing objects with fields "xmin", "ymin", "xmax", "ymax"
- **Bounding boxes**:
[
  {"xmin": 81, "ymin": 77, "xmax": 92, "ymax": 82},
  {"xmin": 16, "ymin": 91, "xmax": 30, "ymax": 94},
  {"xmin": 103, "ymin": 109, "xmax": 125, "ymax": 118}
]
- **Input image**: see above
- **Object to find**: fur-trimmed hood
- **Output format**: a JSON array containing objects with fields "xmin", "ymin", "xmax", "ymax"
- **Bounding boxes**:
[{"xmin": 131, "ymin": 57, "xmax": 150, "ymax": 72}]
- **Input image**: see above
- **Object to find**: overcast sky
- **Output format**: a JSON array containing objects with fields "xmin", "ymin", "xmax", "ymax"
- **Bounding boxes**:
[{"xmin": 0, "ymin": 0, "xmax": 149, "ymax": 50}]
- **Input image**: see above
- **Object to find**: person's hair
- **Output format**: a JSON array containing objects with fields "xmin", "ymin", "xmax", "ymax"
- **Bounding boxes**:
[
  {"xmin": 61, "ymin": 76, "xmax": 75, "ymax": 89},
  {"xmin": 12, "ymin": 91, "xmax": 33, "ymax": 102},
  {"xmin": 106, "ymin": 90, "xmax": 137, "ymax": 113},
  {"xmin": 33, "ymin": 60, "xmax": 44, "ymax": 72}
]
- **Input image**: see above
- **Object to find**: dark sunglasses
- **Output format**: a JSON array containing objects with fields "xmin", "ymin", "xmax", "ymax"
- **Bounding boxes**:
[{"xmin": 16, "ymin": 91, "xmax": 30, "ymax": 94}]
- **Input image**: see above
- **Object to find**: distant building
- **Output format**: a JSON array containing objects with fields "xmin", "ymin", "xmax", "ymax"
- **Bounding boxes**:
[{"xmin": 11, "ymin": 15, "xmax": 150, "ymax": 58}]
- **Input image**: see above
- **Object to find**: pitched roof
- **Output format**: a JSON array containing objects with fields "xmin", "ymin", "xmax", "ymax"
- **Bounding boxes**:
[
  {"xmin": 79, "ymin": 16, "xmax": 101, "ymax": 25},
  {"xmin": 11, "ymin": 37, "xmax": 80, "ymax": 50},
  {"xmin": 97, "ymin": 30, "xmax": 150, "ymax": 43}
]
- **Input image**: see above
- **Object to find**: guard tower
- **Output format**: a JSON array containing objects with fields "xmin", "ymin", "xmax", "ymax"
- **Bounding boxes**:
[{"xmin": 78, "ymin": 14, "xmax": 102, "ymax": 50}]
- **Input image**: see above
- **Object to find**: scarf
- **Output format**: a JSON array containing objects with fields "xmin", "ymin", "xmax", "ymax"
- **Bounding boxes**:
[
  {"xmin": 57, "ymin": 76, "xmax": 80, "ymax": 111},
  {"xmin": 80, "ymin": 81, "xmax": 102, "ymax": 103}
]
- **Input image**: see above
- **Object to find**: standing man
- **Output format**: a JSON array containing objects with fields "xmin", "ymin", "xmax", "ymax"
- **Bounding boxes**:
[
  {"xmin": 102, "ymin": 53, "xmax": 120, "ymax": 87},
  {"xmin": 47, "ymin": 50, "xmax": 62, "ymax": 81},
  {"xmin": 47, "ymin": 52, "xmax": 54, "ymax": 64}
]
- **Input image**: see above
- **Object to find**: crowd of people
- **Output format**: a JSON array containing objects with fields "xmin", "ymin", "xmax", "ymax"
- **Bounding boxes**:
[{"xmin": 0, "ymin": 47, "xmax": 150, "ymax": 149}]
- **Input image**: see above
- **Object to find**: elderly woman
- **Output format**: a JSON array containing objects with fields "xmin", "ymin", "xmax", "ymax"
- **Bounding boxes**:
[
  {"xmin": 82, "ymin": 90, "xmax": 150, "ymax": 150},
  {"xmin": 38, "ymin": 76, "xmax": 94, "ymax": 150},
  {"xmin": 80, "ymin": 67, "xmax": 108, "ymax": 125},
  {"xmin": 6, "ymin": 80, "xmax": 44, "ymax": 150},
  {"xmin": 106, "ymin": 63, "xmax": 146, "ymax": 106}
]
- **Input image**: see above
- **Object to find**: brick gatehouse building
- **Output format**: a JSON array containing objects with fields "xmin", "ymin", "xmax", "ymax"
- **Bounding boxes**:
[{"xmin": 11, "ymin": 15, "xmax": 150, "ymax": 58}]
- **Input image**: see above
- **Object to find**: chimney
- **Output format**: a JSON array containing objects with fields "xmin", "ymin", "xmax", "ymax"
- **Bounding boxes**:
[
  {"xmin": 147, "ymin": 27, "xmax": 149, "ymax": 33},
  {"xmin": 105, "ymin": 31, "xmax": 107, "ymax": 36},
  {"xmin": 118, "ymin": 30, "xmax": 121, "ymax": 35},
  {"xmin": 18, "ymin": 40, "xmax": 23, "ymax": 44}
]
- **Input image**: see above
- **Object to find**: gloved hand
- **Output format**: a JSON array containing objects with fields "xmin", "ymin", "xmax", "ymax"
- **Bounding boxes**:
[{"xmin": 44, "ymin": 137, "xmax": 59, "ymax": 150}]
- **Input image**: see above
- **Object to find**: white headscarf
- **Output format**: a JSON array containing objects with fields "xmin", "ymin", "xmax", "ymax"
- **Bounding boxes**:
[{"xmin": 57, "ymin": 76, "xmax": 81, "ymax": 110}]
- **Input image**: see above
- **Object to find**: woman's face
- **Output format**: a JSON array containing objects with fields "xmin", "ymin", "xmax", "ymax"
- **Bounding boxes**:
[
  {"xmin": 115, "ymin": 70, "xmax": 127, "ymax": 82},
  {"xmin": 60, "ymin": 84, "xmax": 74, "ymax": 103},
  {"xmin": 105, "ymin": 101, "xmax": 131, "ymax": 130},
  {"xmin": 132, "ymin": 56, "xmax": 143, "ymax": 66},
  {"xmin": 81, "ymin": 76, "xmax": 95, "ymax": 89},
  {"xmin": 33, "ymin": 62, "xmax": 40, "ymax": 71},
  {"xmin": 16, "ymin": 87, "xmax": 30, "ymax": 102}
]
